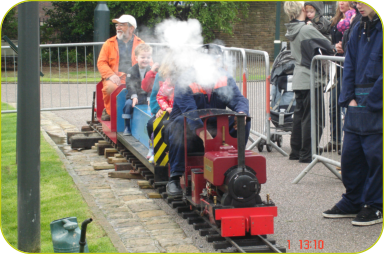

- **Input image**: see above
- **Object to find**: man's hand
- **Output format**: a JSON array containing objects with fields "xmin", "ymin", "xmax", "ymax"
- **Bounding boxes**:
[
  {"xmin": 306, "ymin": 21, "xmax": 312, "ymax": 25},
  {"xmin": 198, "ymin": 130, "xmax": 213, "ymax": 147},
  {"xmin": 335, "ymin": 41, "xmax": 344, "ymax": 54},
  {"xmin": 151, "ymin": 62, "xmax": 160, "ymax": 72},
  {"xmin": 108, "ymin": 74, "xmax": 121, "ymax": 86},
  {"xmin": 156, "ymin": 109, "xmax": 164, "ymax": 118},
  {"xmin": 132, "ymin": 98, "xmax": 138, "ymax": 107},
  {"xmin": 349, "ymin": 99, "xmax": 357, "ymax": 107},
  {"xmin": 233, "ymin": 113, "xmax": 247, "ymax": 130},
  {"xmin": 166, "ymin": 108, "xmax": 172, "ymax": 114}
]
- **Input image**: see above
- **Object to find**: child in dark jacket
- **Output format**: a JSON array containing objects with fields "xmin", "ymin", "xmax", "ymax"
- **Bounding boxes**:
[
  {"xmin": 122, "ymin": 43, "xmax": 152, "ymax": 135},
  {"xmin": 305, "ymin": 1, "xmax": 331, "ymax": 40}
]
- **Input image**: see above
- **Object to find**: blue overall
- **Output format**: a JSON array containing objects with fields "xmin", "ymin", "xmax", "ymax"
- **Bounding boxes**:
[
  {"xmin": 336, "ymin": 18, "xmax": 383, "ymax": 213},
  {"xmin": 164, "ymin": 75, "xmax": 250, "ymax": 177}
]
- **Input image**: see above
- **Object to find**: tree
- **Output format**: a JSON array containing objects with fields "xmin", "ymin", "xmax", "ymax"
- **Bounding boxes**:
[
  {"xmin": 1, "ymin": 8, "xmax": 18, "ymax": 40},
  {"xmin": 41, "ymin": 1, "xmax": 248, "ymax": 44}
]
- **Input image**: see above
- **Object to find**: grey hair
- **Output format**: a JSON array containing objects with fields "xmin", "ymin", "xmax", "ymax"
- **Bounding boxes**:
[{"xmin": 284, "ymin": 1, "xmax": 305, "ymax": 20}]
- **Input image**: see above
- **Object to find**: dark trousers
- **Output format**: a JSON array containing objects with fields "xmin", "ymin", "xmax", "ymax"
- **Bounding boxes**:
[
  {"xmin": 290, "ymin": 88, "xmax": 324, "ymax": 161},
  {"xmin": 329, "ymin": 77, "xmax": 342, "ymax": 143},
  {"xmin": 165, "ymin": 115, "xmax": 251, "ymax": 177},
  {"xmin": 336, "ymin": 132, "xmax": 383, "ymax": 213}
]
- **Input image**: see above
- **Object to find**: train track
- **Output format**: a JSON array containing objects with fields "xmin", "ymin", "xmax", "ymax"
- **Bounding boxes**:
[
  {"xmin": 163, "ymin": 194, "xmax": 286, "ymax": 253},
  {"xmin": 88, "ymin": 121, "xmax": 286, "ymax": 253}
]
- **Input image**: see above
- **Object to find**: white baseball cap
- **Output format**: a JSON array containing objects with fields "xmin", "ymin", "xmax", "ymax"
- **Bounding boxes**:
[{"xmin": 112, "ymin": 15, "xmax": 137, "ymax": 29}]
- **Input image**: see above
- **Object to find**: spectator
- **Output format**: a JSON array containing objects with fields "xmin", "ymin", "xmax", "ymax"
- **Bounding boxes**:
[
  {"xmin": 322, "ymin": 2, "xmax": 382, "ymax": 226},
  {"xmin": 97, "ymin": 14, "xmax": 144, "ymax": 121},
  {"xmin": 337, "ymin": 2, "xmax": 356, "ymax": 34},
  {"xmin": 284, "ymin": 1, "xmax": 333, "ymax": 163},
  {"xmin": 341, "ymin": 2, "xmax": 361, "ymax": 53},
  {"xmin": 323, "ymin": 2, "xmax": 350, "ymax": 152},
  {"xmin": 122, "ymin": 44, "xmax": 153, "ymax": 136},
  {"xmin": 304, "ymin": 2, "xmax": 331, "ymax": 40},
  {"xmin": 163, "ymin": 44, "xmax": 250, "ymax": 197}
]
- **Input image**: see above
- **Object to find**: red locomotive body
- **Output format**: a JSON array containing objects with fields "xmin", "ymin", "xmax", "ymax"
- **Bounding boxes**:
[
  {"xmin": 204, "ymin": 148, "xmax": 266, "ymax": 186},
  {"xmin": 180, "ymin": 109, "xmax": 278, "ymax": 238}
]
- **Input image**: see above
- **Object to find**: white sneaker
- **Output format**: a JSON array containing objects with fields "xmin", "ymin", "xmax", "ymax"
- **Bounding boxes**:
[
  {"xmin": 148, "ymin": 155, "xmax": 154, "ymax": 164},
  {"xmin": 146, "ymin": 147, "xmax": 153, "ymax": 159}
]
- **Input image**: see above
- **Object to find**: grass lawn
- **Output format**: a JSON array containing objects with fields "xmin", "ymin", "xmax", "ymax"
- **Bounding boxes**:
[
  {"xmin": 1, "ymin": 103, "xmax": 117, "ymax": 253},
  {"xmin": 1, "ymin": 70, "xmax": 100, "ymax": 83}
]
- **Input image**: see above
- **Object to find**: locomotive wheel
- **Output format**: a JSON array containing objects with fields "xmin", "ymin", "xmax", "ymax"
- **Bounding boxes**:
[
  {"xmin": 257, "ymin": 142, "xmax": 264, "ymax": 152},
  {"xmin": 276, "ymin": 135, "xmax": 283, "ymax": 147},
  {"xmin": 266, "ymin": 144, "xmax": 273, "ymax": 152}
]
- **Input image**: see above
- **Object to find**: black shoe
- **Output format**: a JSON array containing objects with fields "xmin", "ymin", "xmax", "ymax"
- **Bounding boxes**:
[
  {"xmin": 299, "ymin": 158, "xmax": 312, "ymax": 163},
  {"xmin": 352, "ymin": 205, "xmax": 383, "ymax": 226},
  {"xmin": 101, "ymin": 108, "xmax": 110, "ymax": 121},
  {"xmin": 166, "ymin": 180, "xmax": 182, "ymax": 197},
  {"xmin": 322, "ymin": 205, "xmax": 358, "ymax": 218},
  {"xmin": 289, "ymin": 154, "xmax": 299, "ymax": 160}
]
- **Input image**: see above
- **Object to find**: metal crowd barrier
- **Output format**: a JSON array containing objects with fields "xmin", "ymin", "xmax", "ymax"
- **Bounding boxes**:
[
  {"xmin": 222, "ymin": 47, "xmax": 285, "ymax": 154},
  {"xmin": 1, "ymin": 42, "xmax": 104, "ymax": 113},
  {"xmin": 293, "ymin": 55, "xmax": 345, "ymax": 183}
]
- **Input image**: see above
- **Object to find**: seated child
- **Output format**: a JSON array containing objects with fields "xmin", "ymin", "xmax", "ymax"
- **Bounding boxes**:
[
  {"xmin": 146, "ymin": 52, "xmax": 175, "ymax": 163},
  {"xmin": 157, "ymin": 78, "xmax": 175, "ymax": 115},
  {"xmin": 122, "ymin": 43, "xmax": 153, "ymax": 136},
  {"xmin": 141, "ymin": 62, "xmax": 160, "ymax": 94},
  {"xmin": 305, "ymin": 2, "xmax": 331, "ymax": 39}
]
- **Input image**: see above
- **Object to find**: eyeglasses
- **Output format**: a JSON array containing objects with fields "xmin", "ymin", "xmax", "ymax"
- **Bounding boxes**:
[
  {"xmin": 352, "ymin": 2, "xmax": 364, "ymax": 6},
  {"xmin": 115, "ymin": 24, "xmax": 128, "ymax": 28}
]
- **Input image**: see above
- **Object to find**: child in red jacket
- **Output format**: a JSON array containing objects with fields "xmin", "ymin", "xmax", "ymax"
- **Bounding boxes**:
[{"xmin": 157, "ymin": 78, "xmax": 174, "ymax": 114}]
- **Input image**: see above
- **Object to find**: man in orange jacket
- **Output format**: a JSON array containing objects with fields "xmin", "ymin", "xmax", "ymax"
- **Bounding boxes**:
[{"xmin": 97, "ymin": 14, "xmax": 145, "ymax": 120}]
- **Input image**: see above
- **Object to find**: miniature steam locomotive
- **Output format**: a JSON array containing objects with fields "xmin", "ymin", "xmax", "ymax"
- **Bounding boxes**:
[{"xmin": 91, "ymin": 82, "xmax": 278, "ymax": 238}]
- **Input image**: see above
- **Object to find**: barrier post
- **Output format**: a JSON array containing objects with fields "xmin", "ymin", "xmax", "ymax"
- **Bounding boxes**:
[{"xmin": 17, "ymin": 2, "xmax": 41, "ymax": 252}]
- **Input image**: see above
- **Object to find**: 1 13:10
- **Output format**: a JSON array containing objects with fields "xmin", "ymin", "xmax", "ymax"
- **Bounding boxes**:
[{"xmin": 287, "ymin": 240, "xmax": 324, "ymax": 250}]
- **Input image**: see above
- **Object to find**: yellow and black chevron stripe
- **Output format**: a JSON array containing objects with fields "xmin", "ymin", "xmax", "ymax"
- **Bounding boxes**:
[{"xmin": 153, "ymin": 111, "xmax": 169, "ymax": 166}]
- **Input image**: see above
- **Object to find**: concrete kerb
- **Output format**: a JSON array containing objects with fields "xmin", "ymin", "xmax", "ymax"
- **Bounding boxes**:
[{"xmin": 40, "ymin": 129, "xmax": 128, "ymax": 253}]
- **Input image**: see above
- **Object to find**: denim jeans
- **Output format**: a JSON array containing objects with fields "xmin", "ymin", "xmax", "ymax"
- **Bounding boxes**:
[{"xmin": 122, "ymin": 95, "xmax": 147, "ymax": 119}]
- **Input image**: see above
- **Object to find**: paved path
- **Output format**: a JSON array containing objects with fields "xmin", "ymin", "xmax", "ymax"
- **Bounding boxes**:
[{"xmin": 41, "ymin": 111, "xmax": 207, "ymax": 253}]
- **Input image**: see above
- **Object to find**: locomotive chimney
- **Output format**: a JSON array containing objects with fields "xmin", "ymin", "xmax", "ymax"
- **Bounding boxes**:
[{"xmin": 236, "ymin": 113, "xmax": 247, "ymax": 172}]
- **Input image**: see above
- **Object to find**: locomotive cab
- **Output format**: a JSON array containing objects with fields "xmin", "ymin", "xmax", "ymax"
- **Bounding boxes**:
[{"xmin": 180, "ymin": 109, "xmax": 278, "ymax": 237}]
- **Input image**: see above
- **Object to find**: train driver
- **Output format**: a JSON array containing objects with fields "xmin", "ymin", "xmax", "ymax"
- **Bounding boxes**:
[
  {"xmin": 163, "ymin": 44, "xmax": 251, "ymax": 197},
  {"xmin": 97, "ymin": 14, "xmax": 145, "ymax": 121}
]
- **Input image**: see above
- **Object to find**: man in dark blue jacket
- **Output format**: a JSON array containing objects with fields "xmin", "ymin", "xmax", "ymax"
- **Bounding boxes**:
[
  {"xmin": 164, "ymin": 46, "xmax": 250, "ymax": 197},
  {"xmin": 322, "ymin": 3, "xmax": 382, "ymax": 226}
]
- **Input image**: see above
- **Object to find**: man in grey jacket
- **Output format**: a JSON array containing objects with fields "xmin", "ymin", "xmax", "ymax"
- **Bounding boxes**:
[{"xmin": 284, "ymin": 1, "xmax": 334, "ymax": 163}]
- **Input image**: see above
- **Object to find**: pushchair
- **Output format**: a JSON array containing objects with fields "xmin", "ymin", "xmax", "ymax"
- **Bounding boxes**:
[{"xmin": 258, "ymin": 48, "xmax": 296, "ymax": 152}]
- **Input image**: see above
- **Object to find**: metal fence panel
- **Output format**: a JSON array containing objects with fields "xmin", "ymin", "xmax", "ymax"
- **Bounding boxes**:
[
  {"xmin": 2, "ymin": 42, "xmax": 105, "ymax": 113},
  {"xmin": 2, "ymin": 42, "xmax": 270, "ymax": 139},
  {"xmin": 293, "ymin": 55, "xmax": 345, "ymax": 183}
]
